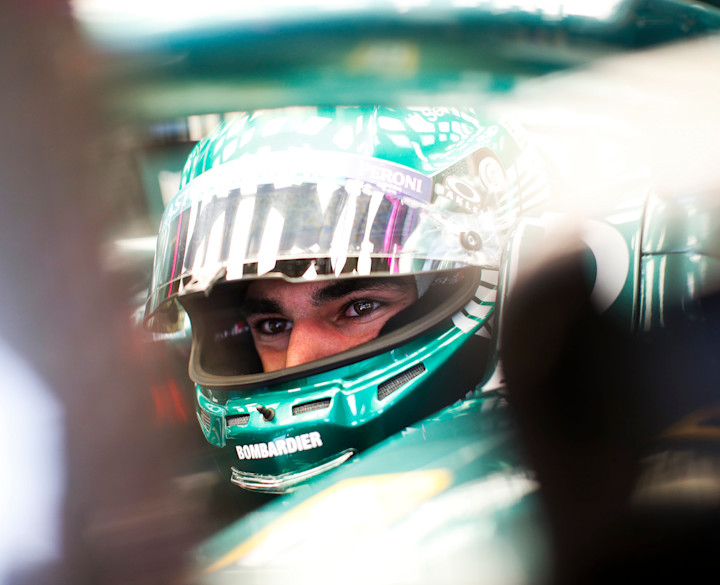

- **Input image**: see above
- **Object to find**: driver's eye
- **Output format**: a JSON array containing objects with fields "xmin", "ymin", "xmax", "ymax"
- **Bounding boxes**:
[
  {"xmin": 259, "ymin": 319, "xmax": 292, "ymax": 334},
  {"xmin": 346, "ymin": 300, "xmax": 379, "ymax": 317}
]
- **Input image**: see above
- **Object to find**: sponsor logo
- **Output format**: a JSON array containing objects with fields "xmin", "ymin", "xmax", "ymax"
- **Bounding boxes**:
[
  {"xmin": 235, "ymin": 431, "xmax": 323, "ymax": 460},
  {"xmin": 435, "ymin": 178, "xmax": 484, "ymax": 214},
  {"xmin": 354, "ymin": 159, "xmax": 426, "ymax": 196}
]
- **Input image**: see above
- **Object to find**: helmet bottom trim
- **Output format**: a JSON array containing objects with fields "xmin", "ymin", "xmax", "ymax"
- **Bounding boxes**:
[{"xmin": 230, "ymin": 449, "xmax": 356, "ymax": 494}]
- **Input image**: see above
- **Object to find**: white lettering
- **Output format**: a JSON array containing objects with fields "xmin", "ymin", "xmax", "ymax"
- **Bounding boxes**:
[
  {"xmin": 310, "ymin": 431, "xmax": 323, "ymax": 448},
  {"xmin": 356, "ymin": 160, "xmax": 426, "ymax": 195},
  {"xmin": 295, "ymin": 435, "xmax": 306, "ymax": 451},
  {"xmin": 234, "ymin": 432, "xmax": 325, "ymax": 461}
]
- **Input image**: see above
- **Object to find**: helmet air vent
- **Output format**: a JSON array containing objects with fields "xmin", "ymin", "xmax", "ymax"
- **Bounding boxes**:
[
  {"xmin": 199, "ymin": 408, "xmax": 211, "ymax": 431},
  {"xmin": 226, "ymin": 414, "xmax": 250, "ymax": 427},
  {"xmin": 292, "ymin": 398, "xmax": 332, "ymax": 416},
  {"xmin": 378, "ymin": 363, "xmax": 426, "ymax": 400}
]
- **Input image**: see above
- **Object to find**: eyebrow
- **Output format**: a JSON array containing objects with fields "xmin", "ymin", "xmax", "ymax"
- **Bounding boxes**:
[
  {"xmin": 242, "ymin": 298, "xmax": 284, "ymax": 317},
  {"xmin": 310, "ymin": 278, "xmax": 413, "ymax": 306},
  {"xmin": 241, "ymin": 277, "xmax": 414, "ymax": 316}
]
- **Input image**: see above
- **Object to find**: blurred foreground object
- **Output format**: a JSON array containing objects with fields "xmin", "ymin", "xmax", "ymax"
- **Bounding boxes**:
[
  {"xmin": 502, "ymin": 243, "xmax": 720, "ymax": 584},
  {"xmin": 0, "ymin": 2, "xmax": 210, "ymax": 584},
  {"xmin": 72, "ymin": 0, "xmax": 720, "ymax": 118},
  {"xmin": 0, "ymin": 340, "xmax": 64, "ymax": 585}
]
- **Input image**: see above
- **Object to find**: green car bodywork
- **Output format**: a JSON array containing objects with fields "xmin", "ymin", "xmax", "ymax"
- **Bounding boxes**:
[
  {"xmin": 196, "ymin": 392, "xmax": 548, "ymax": 585},
  {"xmin": 79, "ymin": 0, "xmax": 720, "ymax": 120}
]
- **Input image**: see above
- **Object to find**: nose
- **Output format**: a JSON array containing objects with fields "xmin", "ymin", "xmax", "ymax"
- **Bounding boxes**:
[{"xmin": 284, "ymin": 321, "xmax": 345, "ymax": 368}]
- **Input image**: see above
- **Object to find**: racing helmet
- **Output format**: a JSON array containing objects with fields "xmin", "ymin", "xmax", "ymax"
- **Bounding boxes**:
[{"xmin": 144, "ymin": 106, "xmax": 543, "ymax": 493}]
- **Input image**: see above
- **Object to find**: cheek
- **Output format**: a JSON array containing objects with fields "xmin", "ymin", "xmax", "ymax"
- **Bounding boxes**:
[
  {"xmin": 256, "ymin": 348, "xmax": 287, "ymax": 373},
  {"xmin": 346, "ymin": 326, "xmax": 384, "ymax": 345},
  {"xmin": 341, "ymin": 314, "xmax": 396, "ymax": 344},
  {"xmin": 249, "ymin": 331, "xmax": 288, "ymax": 373}
]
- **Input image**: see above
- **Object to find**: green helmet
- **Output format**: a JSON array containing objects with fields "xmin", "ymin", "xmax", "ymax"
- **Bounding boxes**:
[{"xmin": 145, "ymin": 106, "xmax": 546, "ymax": 493}]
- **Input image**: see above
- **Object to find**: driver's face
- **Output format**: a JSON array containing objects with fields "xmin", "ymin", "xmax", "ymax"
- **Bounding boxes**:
[{"xmin": 243, "ymin": 277, "xmax": 418, "ymax": 372}]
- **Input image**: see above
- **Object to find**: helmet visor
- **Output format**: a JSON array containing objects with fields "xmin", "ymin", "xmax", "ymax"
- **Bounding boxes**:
[{"xmin": 145, "ymin": 151, "xmax": 498, "ymax": 332}]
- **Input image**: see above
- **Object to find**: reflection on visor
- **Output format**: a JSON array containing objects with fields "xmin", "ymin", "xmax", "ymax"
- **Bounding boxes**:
[
  {"xmin": 161, "ymin": 182, "xmax": 423, "ymax": 285},
  {"xmin": 214, "ymin": 321, "xmax": 248, "ymax": 342}
]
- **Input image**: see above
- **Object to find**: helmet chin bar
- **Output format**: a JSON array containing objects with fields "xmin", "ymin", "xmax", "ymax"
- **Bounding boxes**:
[{"xmin": 230, "ymin": 449, "xmax": 356, "ymax": 493}]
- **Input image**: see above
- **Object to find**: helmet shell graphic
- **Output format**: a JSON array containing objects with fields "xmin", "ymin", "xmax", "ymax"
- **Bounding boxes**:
[{"xmin": 145, "ymin": 106, "xmax": 548, "ymax": 492}]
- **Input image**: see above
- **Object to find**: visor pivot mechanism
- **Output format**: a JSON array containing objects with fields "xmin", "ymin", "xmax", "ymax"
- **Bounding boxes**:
[
  {"xmin": 256, "ymin": 405, "xmax": 276, "ymax": 422},
  {"xmin": 460, "ymin": 231, "xmax": 483, "ymax": 252}
]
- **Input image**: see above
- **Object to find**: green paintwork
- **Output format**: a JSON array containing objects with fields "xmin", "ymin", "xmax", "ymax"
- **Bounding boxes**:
[
  {"xmin": 74, "ymin": 0, "xmax": 720, "ymax": 120},
  {"xmin": 179, "ymin": 107, "xmax": 519, "ymax": 188},
  {"xmin": 495, "ymin": 190, "xmax": 647, "ymax": 334},
  {"xmin": 194, "ymin": 391, "xmax": 550, "ymax": 585}
]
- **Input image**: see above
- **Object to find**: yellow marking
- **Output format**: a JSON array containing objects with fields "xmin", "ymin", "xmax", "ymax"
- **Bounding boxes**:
[{"xmin": 204, "ymin": 469, "xmax": 453, "ymax": 573}]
